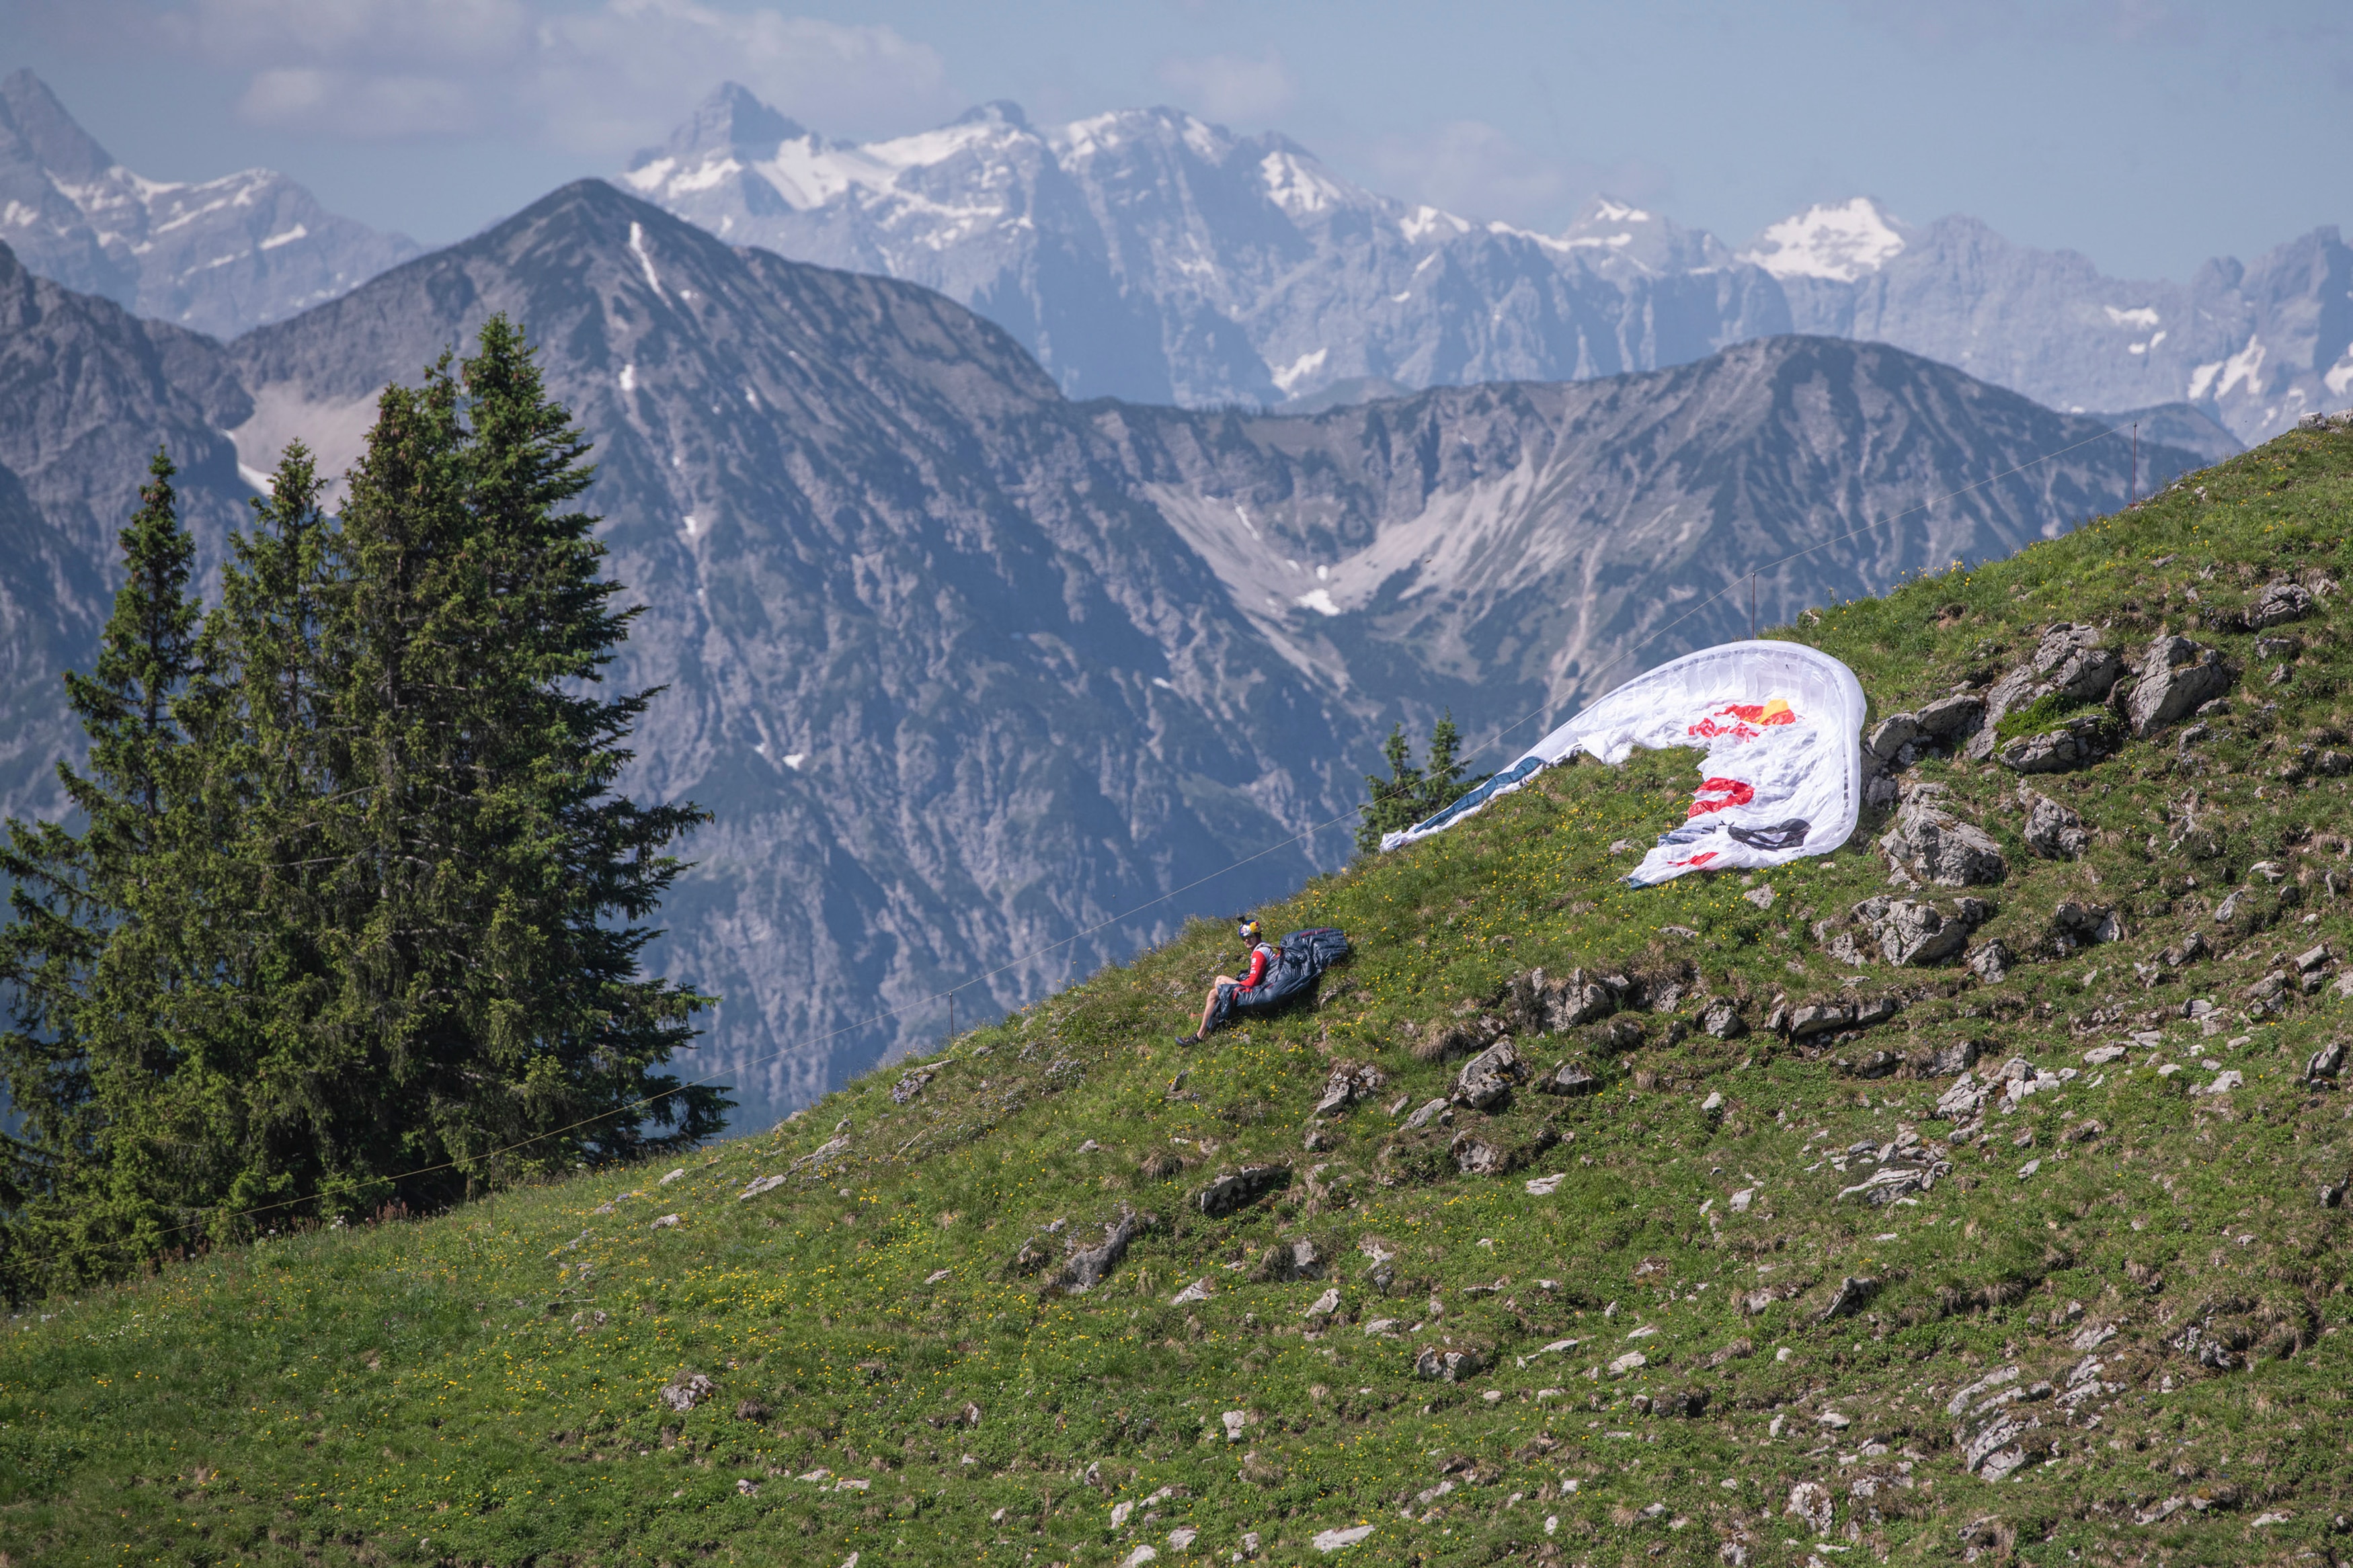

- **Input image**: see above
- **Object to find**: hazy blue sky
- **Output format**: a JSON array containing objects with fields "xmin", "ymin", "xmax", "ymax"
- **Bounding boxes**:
[{"xmin": 5, "ymin": 0, "xmax": 2350, "ymax": 278}]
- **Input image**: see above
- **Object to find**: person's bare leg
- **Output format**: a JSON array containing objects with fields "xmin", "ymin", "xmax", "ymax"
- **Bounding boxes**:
[{"xmin": 1195, "ymin": 977, "xmax": 1236, "ymax": 1037}]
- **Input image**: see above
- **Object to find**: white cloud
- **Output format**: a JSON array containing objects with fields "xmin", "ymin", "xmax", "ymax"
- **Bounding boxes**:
[
  {"xmin": 145, "ymin": 0, "xmax": 953, "ymax": 149},
  {"xmin": 1366, "ymin": 119, "xmax": 1669, "ymax": 231},
  {"xmin": 1156, "ymin": 50, "xmax": 1296, "ymax": 124}
]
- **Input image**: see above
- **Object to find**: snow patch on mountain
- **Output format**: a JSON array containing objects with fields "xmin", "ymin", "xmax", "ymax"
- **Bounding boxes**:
[{"xmin": 1741, "ymin": 197, "xmax": 1907, "ymax": 281}]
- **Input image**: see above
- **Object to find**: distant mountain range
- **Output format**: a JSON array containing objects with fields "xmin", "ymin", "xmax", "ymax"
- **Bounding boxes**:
[
  {"xmin": 0, "ymin": 70, "xmax": 417, "ymax": 339},
  {"xmin": 619, "ymin": 84, "xmax": 2344, "ymax": 446},
  {"xmin": 0, "ymin": 71, "xmax": 2327, "ymax": 451},
  {"xmin": 0, "ymin": 179, "xmax": 2198, "ymax": 1127}
]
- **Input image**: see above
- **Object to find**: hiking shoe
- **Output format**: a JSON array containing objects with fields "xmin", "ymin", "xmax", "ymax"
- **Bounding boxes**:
[{"xmin": 1174, "ymin": 1032, "xmax": 1201, "ymax": 1046}]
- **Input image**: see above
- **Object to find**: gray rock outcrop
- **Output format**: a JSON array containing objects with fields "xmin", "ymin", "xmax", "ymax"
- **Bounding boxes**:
[
  {"xmin": 2019, "ymin": 787, "xmax": 2091, "ymax": 858},
  {"xmin": 1452, "ymin": 1040, "xmax": 1523, "ymax": 1112},
  {"xmin": 1856, "ymin": 896, "xmax": 1985, "ymax": 967},
  {"xmin": 1880, "ymin": 794, "xmax": 2007, "ymax": 885},
  {"xmin": 2247, "ymin": 579, "xmax": 2315, "ymax": 628},
  {"xmin": 1967, "ymin": 624, "xmax": 2123, "ymax": 758},
  {"xmin": 2128, "ymin": 635, "xmax": 2235, "ymax": 737},
  {"xmin": 1998, "ymin": 714, "xmax": 2112, "ymax": 774}
]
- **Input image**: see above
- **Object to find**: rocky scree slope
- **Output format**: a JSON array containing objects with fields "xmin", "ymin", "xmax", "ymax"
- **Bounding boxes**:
[
  {"xmin": 623, "ymin": 85, "xmax": 2331, "ymax": 444},
  {"xmin": 10, "ymin": 420, "xmax": 2353, "ymax": 1565},
  {"xmin": 51, "ymin": 176, "xmax": 2190, "ymax": 1126},
  {"xmin": 0, "ymin": 71, "xmax": 419, "ymax": 339}
]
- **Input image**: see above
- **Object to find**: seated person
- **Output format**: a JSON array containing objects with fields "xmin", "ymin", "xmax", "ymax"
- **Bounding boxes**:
[{"xmin": 1176, "ymin": 917, "xmax": 1277, "ymax": 1045}]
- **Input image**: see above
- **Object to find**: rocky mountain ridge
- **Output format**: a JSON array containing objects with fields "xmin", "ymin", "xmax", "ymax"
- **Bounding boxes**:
[
  {"xmin": 623, "ymin": 84, "xmax": 2336, "ymax": 446},
  {"xmin": 1, "ymin": 181, "xmax": 2199, "ymax": 1129},
  {"xmin": 0, "ymin": 70, "xmax": 418, "ymax": 339}
]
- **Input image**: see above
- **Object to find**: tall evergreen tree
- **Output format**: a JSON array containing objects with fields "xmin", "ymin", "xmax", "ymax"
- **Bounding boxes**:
[
  {"xmin": 2, "ymin": 321, "xmax": 725, "ymax": 1296},
  {"xmin": 309, "ymin": 318, "xmax": 725, "ymax": 1202},
  {"xmin": 0, "ymin": 450, "xmax": 208, "ymax": 1289}
]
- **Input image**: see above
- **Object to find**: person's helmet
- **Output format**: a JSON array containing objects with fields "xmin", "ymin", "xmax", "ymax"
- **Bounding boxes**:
[{"xmin": 1237, "ymin": 917, "xmax": 1262, "ymax": 942}]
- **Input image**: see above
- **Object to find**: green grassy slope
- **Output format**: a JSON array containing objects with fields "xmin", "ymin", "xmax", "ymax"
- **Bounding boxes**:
[{"xmin": 9, "ymin": 419, "xmax": 2353, "ymax": 1568}]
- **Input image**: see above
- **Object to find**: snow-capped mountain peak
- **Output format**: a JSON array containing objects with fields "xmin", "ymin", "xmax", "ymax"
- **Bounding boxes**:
[
  {"xmin": 1741, "ymin": 196, "xmax": 1908, "ymax": 282},
  {"xmin": 616, "ymin": 83, "xmax": 2338, "ymax": 441},
  {"xmin": 0, "ymin": 69, "xmax": 416, "ymax": 337}
]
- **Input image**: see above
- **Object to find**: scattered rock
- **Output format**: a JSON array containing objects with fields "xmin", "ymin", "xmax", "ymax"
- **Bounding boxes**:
[
  {"xmin": 1314, "ymin": 1061, "xmax": 1389, "ymax": 1118},
  {"xmin": 1301, "ymin": 1287, "xmax": 1341, "ymax": 1321},
  {"xmin": 1057, "ymin": 1209, "xmax": 1154, "ymax": 1293},
  {"xmin": 1838, "ymin": 1157, "xmax": 1949, "ymax": 1205},
  {"xmin": 1851, "ymin": 895, "xmax": 1980, "ymax": 966},
  {"xmin": 1591, "ymin": 1016, "xmax": 1645, "ymax": 1053},
  {"xmin": 2050, "ymin": 901, "xmax": 2123, "ymax": 954},
  {"xmin": 650, "ymin": 1213, "xmax": 682, "ymax": 1230},
  {"xmin": 1607, "ymin": 1350, "xmax": 1646, "ymax": 1376},
  {"xmin": 1170, "ymin": 1278, "xmax": 1215, "ymax": 1306},
  {"xmin": 1250, "ymin": 1237, "xmax": 1324, "ymax": 1282},
  {"xmin": 1415, "ymin": 1345, "xmax": 1490, "ymax": 1381},
  {"xmin": 2019, "ymin": 786, "xmax": 2091, "ymax": 858},
  {"xmin": 1506, "ymin": 966, "xmax": 1620, "ymax": 1031},
  {"xmin": 1915, "ymin": 693, "xmax": 1986, "ymax": 743},
  {"xmin": 1929, "ymin": 1039, "xmax": 1980, "ymax": 1077},
  {"xmin": 661, "ymin": 1372, "xmax": 716, "ymax": 1413},
  {"xmin": 788, "ymin": 1134, "xmax": 851, "ymax": 1174},
  {"xmin": 1402, "ymin": 1098, "xmax": 1449, "ymax": 1130},
  {"xmin": 1815, "ymin": 1275, "xmax": 1880, "ymax": 1323},
  {"xmin": 1452, "ymin": 1039, "xmax": 1523, "ymax": 1112},
  {"xmin": 2248, "ymin": 579, "xmax": 2315, "ymax": 628},
  {"xmin": 1867, "ymin": 713, "xmax": 1921, "ymax": 761},
  {"xmin": 891, "ymin": 1069, "xmax": 935, "ymax": 1104},
  {"xmin": 1880, "ymin": 796, "xmax": 2007, "ymax": 886},
  {"xmin": 737, "ymin": 1173, "xmax": 787, "ymax": 1202},
  {"xmin": 1536, "ymin": 1062, "xmax": 1600, "ymax": 1097},
  {"xmin": 1742, "ymin": 884, "xmax": 1778, "ymax": 910},
  {"xmin": 659, "ymin": 1167, "xmax": 686, "ymax": 1185},
  {"xmin": 941, "ymin": 1401, "xmax": 988, "ymax": 1432},
  {"xmin": 1196, "ymin": 1165, "xmax": 1290, "ymax": 1218},
  {"xmin": 1310, "ymin": 1524, "xmax": 1377, "ymax": 1553},
  {"xmin": 1698, "ymin": 997, "xmax": 1748, "ymax": 1040},
  {"xmin": 2128, "ymin": 634, "xmax": 2235, "ymax": 738},
  {"xmin": 2307, "ymin": 1041, "xmax": 2345, "ymax": 1082},
  {"xmin": 1967, "ymin": 938, "xmax": 2013, "ymax": 983},
  {"xmin": 1999, "ymin": 714, "xmax": 2114, "ymax": 774},
  {"xmin": 1449, "ymin": 1129, "xmax": 1513, "ymax": 1175},
  {"xmin": 1786, "ymin": 999, "xmax": 1854, "ymax": 1040},
  {"xmin": 1786, "ymin": 1480, "xmax": 1835, "ymax": 1534},
  {"xmin": 1960, "ymin": 1410, "xmax": 2044, "ymax": 1481}
]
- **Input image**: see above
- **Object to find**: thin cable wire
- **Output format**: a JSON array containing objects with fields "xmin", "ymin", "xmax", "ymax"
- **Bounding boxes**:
[{"xmin": 136, "ymin": 418, "xmax": 2142, "ymax": 1241}]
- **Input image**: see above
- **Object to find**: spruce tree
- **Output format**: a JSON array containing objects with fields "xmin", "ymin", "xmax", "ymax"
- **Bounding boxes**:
[
  {"xmin": 0, "ymin": 450, "xmax": 208, "ymax": 1289},
  {"xmin": 1353, "ymin": 710, "xmax": 1492, "ymax": 854},
  {"xmin": 3, "ymin": 321, "xmax": 725, "ymax": 1293},
  {"xmin": 298, "ymin": 319, "xmax": 725, "ymax": 1202}
]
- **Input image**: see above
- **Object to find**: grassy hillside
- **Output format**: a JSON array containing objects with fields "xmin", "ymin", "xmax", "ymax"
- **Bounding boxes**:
[{"xmin": 8, "ymin": 416, "xmax": 2353, "ymax": 1567}]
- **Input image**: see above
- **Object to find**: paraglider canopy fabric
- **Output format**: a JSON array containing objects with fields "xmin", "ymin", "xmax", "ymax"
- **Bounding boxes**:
[{"xmin": 1378, "ymin": 640, "xmax": 1866, "ymax": 886}]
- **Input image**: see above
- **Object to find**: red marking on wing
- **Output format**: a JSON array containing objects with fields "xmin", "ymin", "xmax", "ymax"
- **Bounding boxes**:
[{"xmin": 1686, "ymin": 777, "xmax": 1756, "ymax": 819}]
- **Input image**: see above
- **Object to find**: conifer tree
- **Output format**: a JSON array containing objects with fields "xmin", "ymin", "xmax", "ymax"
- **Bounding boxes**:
[
  {"xmin": 1354, "ymin": 710, "xmax": 1492, "ymax": 854},
  {"xmin": 306, "ymin": 317, "xmax": 725, "ymax": 1200},
  {"xmin": 2, "ymin": 322, "xmax": 725, "ymax": 1294},
  {"xmin": 0, "ymin": 450, "xmax": 208, "ymax": 1288}
]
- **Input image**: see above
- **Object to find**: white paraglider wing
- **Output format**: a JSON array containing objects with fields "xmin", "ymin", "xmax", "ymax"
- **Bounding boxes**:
[{"xmin": 1379, "ymin": 641, "xmax": 1867, "ymax": 886}]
